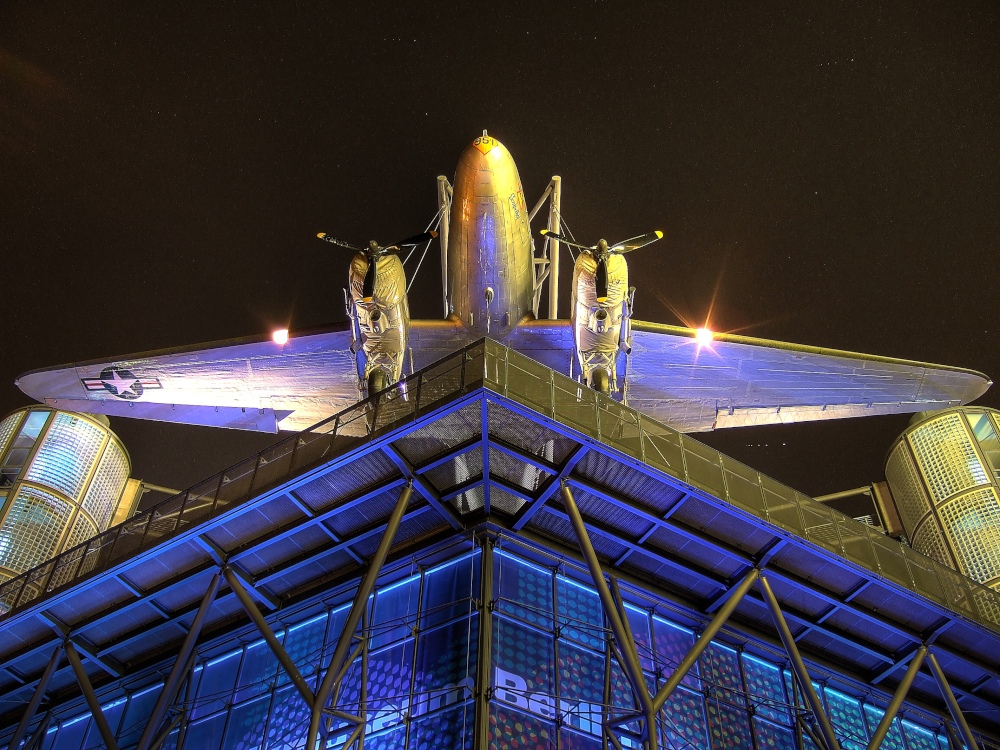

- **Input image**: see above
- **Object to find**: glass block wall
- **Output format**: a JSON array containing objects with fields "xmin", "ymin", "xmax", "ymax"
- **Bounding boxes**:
[
  {"xmin": 34, "ymin": 544, "xmax": 962, "ymax": 750},
  {"xmin": 885, "ymin": 407, "xmax": 1000, "ymax": 591},
  {"xmin": 0, "ymin": 407, "xmax": 131, "ymax": 591}
]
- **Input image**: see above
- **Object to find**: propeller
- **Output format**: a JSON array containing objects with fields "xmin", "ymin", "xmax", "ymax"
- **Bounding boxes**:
[
  {"xmin": 540, "ymin": 229, "xmax": 662, "ymax": 302},
  {"xmin": 318, "ymin": 231, "xmax": 438, "ymax": 301}
]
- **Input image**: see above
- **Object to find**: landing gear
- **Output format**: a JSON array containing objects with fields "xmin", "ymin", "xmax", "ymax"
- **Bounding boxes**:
[{"xmin": 589, "ymin": 368, "xmax": 610, "ymax": 394}]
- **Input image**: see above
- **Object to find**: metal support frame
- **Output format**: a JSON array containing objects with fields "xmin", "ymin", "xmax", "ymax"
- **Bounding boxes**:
[
  {"xmin": 307, "ymin": 481, "xmax": 413, "ymax": 749},
  {"xmin": 7, "ymin": 645, "xmax": 61, "ymax": 750},
  {"xmin": 927, "ymin": 651, "xmax": 981, "ymax": 750},
  {"xmin": 545, "ymin": 176, "xmax": 561, "ymax": 319},
  {"xmin": 474, "ymin": 535, "xmax": 494, "ymax": 748},
  {"xmin": 866, "ymin": 646, "xmax": 926, "ymax": 750},
  {"xmin": 561, "ymin": 481, "xmax": 658, "ymax": 749},
  {"xmin": 759, "ymin": 573, "xmax": 841, "ymax": 750},
  {"xmin": 64, "ymin": 640, "xmax": 119, "ymax": 750},
  {"xmin": 652, "ymin": 568, "xmax": 759, "ymax": 711},
  {"xmin": 223, "ymin": 567, "xmax": 315, "ymax": 706},
  {"xmin": 437, "ymin": 175, "xmax": 452, "ymax": 319},
  {"xmin": 136, "ymin": 572, "xmax": 222, "ymax": 750}
]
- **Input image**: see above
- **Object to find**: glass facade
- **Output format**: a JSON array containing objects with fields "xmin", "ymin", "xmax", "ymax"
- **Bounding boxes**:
[
  {"xmin": 0, "ymin": 408, "xmax": 131, "ymax": 594},
  {"xmin": 886, "ymin": 407, "xmax": 1000, "ymax": 590},
  {"xmin": 36, "ymin": 545, "xmax": 956, "ymax": 750}
]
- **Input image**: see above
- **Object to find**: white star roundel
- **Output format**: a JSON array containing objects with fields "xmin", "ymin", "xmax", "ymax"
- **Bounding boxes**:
[{"xmin": 101, "ymin": 367, "xmax": 142, "ymax": 399}]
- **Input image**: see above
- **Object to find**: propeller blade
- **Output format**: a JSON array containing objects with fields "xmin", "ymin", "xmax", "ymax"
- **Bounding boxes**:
[
  {"xmin": 361, "ymin": 258, "xmax": 377, "ymax": 301},
  {"xmin": 317, "ymin": 234, "xmax": 364, "ymax": 252},
  {"xmin": 539, "ymin": 229, "xmax": 592, "ymax": 251},
  {"xmin": 595, "ymin": 257, "xmax": 609, "ymax": 302},
  {"xmin": 610, "ymin": 231, "xmax": 663, "ymax": 254},
  {"xmin": 386, "ymin": 230, "xmax": 439, "ymax": 251}
]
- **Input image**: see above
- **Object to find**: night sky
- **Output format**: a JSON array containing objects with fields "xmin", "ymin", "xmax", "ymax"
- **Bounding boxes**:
[{"xmin": 2, "ymin": 3, "xmax": 998, "ymax": 499}]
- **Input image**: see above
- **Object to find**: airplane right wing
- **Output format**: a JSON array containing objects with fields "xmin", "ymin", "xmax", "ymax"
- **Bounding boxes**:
[{"xmin": 626, "ymin": 321, "xmax": 992, "ymax": 432}]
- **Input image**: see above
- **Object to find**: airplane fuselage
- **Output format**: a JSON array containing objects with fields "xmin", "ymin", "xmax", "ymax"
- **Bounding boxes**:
[{"xmin": 447, "ymin": 134, "xmax": 534, "ymax": 336}]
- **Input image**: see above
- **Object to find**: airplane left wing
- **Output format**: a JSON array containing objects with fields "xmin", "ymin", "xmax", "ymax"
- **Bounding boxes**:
[
  {"xmin": 16, "ymin": 327, "xmax": 361, "ymax": 433},
  {"xmin": 16, "ymin": 320, "xmax": 477, "ymax": 433}
]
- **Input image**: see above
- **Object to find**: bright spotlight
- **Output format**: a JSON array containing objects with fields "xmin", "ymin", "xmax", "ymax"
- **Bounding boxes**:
[
  {"xmin": 695, "ymin": 327, "xmax": 714, "ymax": 347},
  {"xmin": 272, "ymin": 329, "xmax": 289, "ymax": 345}
]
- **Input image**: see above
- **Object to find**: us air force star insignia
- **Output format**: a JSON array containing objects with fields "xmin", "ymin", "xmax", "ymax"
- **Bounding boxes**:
[{"xmin": 81, "ymin": 368, "xmax": 163, "ymax": 400}]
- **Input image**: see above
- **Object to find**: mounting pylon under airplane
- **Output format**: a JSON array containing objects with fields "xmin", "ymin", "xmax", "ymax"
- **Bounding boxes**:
[{"xmin": 15, "ymin": 133, "xmax": 991, "ymax": 433}]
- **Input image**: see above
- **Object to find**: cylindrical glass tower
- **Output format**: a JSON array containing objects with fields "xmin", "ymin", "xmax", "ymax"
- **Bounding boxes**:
[
  {"xmin": 885, "ymin": 407, "xmax": 1000, "ymax": 590},
  {"xmin": 0, "ymin": 407, "xmax": 131, "ymax": 587}
]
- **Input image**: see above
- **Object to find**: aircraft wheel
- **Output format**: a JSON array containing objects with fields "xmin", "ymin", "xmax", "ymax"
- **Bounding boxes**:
[
  {"xmin": 367, "ymin": 369, "xmax": 389, "ymax": 396},
  {"xmin": 589, "ymin": 368, "xmax": 610, "ymax": 394}
]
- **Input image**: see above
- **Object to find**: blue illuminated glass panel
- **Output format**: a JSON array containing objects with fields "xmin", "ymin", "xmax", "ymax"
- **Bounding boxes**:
[
  {"xmin": 557, "ymin": 640, "xmax": 604, "ymax": 736},
  {"xmin": 754, "ymin": 717, "xmax": 797, "ymax": 750},
  {"xmin": 863, "ymin": 704, "xmax": 906, "ymax": 750},
  {"xmin": 264, "ymin": 684, "xmax": 310, "ymax": 750},
  {"xmin": 495, "ymin": 551, "xmax": 553, "ymax": 628},
  {"xmin": 556, "ymin": 576, "xmax": 603, "ymax": 651},
  {"xmin": 490, "ymin": 705, "xmax": 555, "ymax": 750},
  {"xmin": 410, "ymin": 701, "xmax": 473, "ymax": 750},
  {"xmin": 622, "ymin": 602, "xmax": 654, "ymax": 671},
  {"xmin": 413, "ymin": 615, "xmax": 478, "ymax": 717},
  {"xmin": 193, "ymin": 650, "xmax": 241, "ymax": 719},
  {"xmin": 901, "ymin": 719, "xmax": 943, "ymax": 750},
  {"xmin": 366, "ymin": 640, "xmax": 413, "ymax": 734},
  {"xmin": 742, "ymin": 653, "xmax": 789, "ymax": 724},
  {"xmin": 223, "ymin": 693, "xmax": 270, "ymax": 750},
  {"xmin": 283, "ymin": 612, "xmax": 327, "ymax": 688},
  {"xmin": 371, "ymin": 575, "xmax": 419, "ymax": 649},
  {"xmin": 82, "ymin": 697, "xmax": 125, "ymax": 749},
  {"xmin": 825, "ymin": 688, "xmax": 868, "ymax": 748},
  {"xmin": 493, "ymin": 617, "xmax": 555, "ymax": 721},
  {"xmin": 421, "ymin": 552, "xmax": 479, "ymax": 629},
  {"xmin": 236, "ymin": 640, "xmax": 279, "ymax": 704},
  {"xmin": 186, "ymin": 712, "xmax": 226, "ymax": 750},
  {"xmin": 119, "ymin": 685, "xmax": 161, "ymax": 747},
  {"xmin": 653, "ymin": 615, "xmax": 701, "ymax": 690},
  {"xmin": 660, "ymin": 685, "xmax": 710, "ymax": 748}
]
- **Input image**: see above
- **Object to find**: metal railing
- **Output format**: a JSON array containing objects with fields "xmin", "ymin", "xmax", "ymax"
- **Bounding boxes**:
[
  {"xmin": 3, "ymin": 338, "xmax": 1000, "ymax": 637},
  {"xmin": 0, "ymin": 342, "xmax": 487, "ymax": 617}
]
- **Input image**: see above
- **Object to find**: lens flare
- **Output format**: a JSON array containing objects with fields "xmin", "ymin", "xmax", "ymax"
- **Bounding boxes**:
[
  {"xmin": 272, "ymin": 329, "xmax": 289, "ymax": 345},
  {"xmin": 695, "ymin": 327, "xmax": 714, "ymax": 347}
]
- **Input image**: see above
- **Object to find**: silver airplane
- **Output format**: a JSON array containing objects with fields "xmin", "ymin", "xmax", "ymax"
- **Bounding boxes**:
[{"xmin": 15, "ymin": 133, "xmax": 991, "ymax": 433}]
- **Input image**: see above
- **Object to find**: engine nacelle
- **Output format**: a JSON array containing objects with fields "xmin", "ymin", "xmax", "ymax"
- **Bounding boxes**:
[
  {"xmin": 348, "ymin": 253, "xmax": 410, "ymax": 395},
  {"xmin": 571, "ymin": 252, "xmax": 628, "ymax": 394}
]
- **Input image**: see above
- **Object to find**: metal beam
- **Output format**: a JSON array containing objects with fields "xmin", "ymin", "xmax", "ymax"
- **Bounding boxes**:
[
  {"xmin": 136, "ymin": 571, "xmax": 222, "ymax": 750},
  {"xmin": 927, "ymin": 651, "xmax": 981, "ymax": 750},
  {"xmin": 64, "ymin": 640, "xmax": 120, "ymax": 750},
  {"xmin": 382, "ymin": 444, "xmax": 463, "ymax": 530},
  {"xmin": 474, "ymin": 536, "xmax": 494, "ymax": 749},
  {"xmin": 7, "ymin": 644, "xmax": 61, "ymax": 750},
  {"xmin": 866, "ymin": 645, "xmax": 926, "ymax": 750},
  {"xmin": 511, "ymin": 445, "xmax": 586, "ymax": 531},
  {"xmin": 560, "ymin": 482, "xmax": 658, "ymax": 748},
  {"xmin": 222, "ymin": 567, "xmax": 315, "ymax": 707},
  {"xmin": 308, "ymin": 482, "xmax": 413, "ymax": 749},
  {"xmin": 759, "ymin": 574, "xmax": 841, "ymax": 750},
  {"xmin": 653, "ymin": 568, "xmax": 759, "ymax": 711}
]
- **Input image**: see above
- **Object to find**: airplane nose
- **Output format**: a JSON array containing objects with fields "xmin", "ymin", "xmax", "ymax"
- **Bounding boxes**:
[{"xmin": 460, "ymin": 133, "xmax": 514, "ymax": 170}]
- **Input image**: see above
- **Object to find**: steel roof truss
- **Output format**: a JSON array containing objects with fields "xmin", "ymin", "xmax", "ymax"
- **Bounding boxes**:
[
  {"xmin": 7, "ymin": 645, "xmax": 60, "ymax": 750},
  {"xmin": 136, "ymin": 572, "xmax": 221, "ymax": 750},
  {"xmin": 308, "ymin": 482, "xmax": 413, "ymax": 750}
]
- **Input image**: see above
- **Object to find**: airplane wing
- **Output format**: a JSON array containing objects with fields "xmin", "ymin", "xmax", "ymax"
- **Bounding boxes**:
[
  {"xmin": 626, "ymin": 320, "xmax": 992, "ymax": 432},
  {"xmin": 16, "ymin": 317, "xmax": 991, "ymax": 435},
  {"xmin": 16, "ymin": 326, "xmax": 368, "ymax": 433},
  {"xmin": 15, "ymin": 320, "xmax": 478, "ymax": 433}
]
